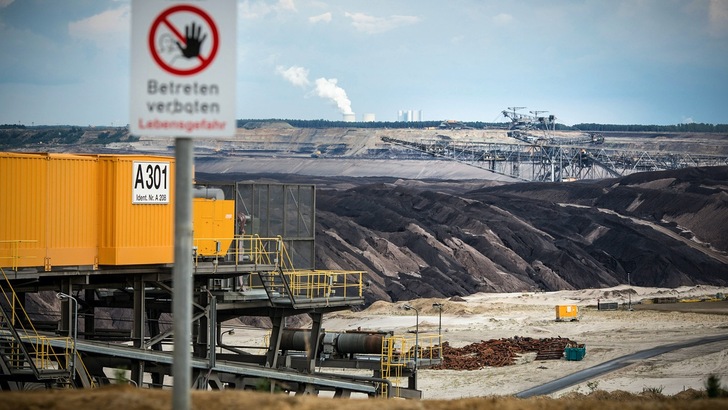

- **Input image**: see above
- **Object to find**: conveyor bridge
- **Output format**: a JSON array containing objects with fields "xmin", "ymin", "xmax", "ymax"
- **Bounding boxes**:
[{"xmin": 381, "ymin": 136, "xmax": 728, "ymax": 181}]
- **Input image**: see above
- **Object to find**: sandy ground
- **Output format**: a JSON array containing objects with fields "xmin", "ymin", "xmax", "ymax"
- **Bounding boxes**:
[
  {"xmin": 2, "ymin": 286, "xmax": 727, "ymax": 410},
  {"xmin": 223, "ymin": 285, "xmax": 728, "ymax": 400},
  {"xmin": 95, "ymin": 285, "xmax": 728, "ymax": 399}
]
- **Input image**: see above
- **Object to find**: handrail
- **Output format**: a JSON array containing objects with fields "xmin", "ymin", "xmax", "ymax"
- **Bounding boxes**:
[
  {"xmin": 276, "ymin": 235, "xmax": 296, "ymax": 271},
  {"xmin": 412, "ymin": 334, "xmax": 443, "ymax": 361},
  {"xmin": 196, "ymin": 235, "xmax": 366, "ymax": 304},
  {"xmin": 0, "ymin": 240, "xmax": 37, "ymax": 270},
  {"xmin": 0, "ymin": 267, "xmax": 97, "ymax": 387},
  {"xmin": 380, "ymin": 333, "xmax": 442, "ymax": 397},
  {"xmin": 381, "ymin": 335, "xmax": 410, "ymax": 397}
]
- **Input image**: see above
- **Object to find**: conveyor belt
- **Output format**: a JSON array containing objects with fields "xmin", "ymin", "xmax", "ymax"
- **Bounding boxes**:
[{"xmin": 45, "ymin": 337, "xmax": 376, "ymax": 394}]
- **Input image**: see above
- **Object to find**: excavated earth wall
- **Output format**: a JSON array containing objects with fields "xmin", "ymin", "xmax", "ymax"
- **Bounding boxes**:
[
  {"xmin": 5, "ymin": 124, "xmax": 728, "ymax": 305},
  {"xmin": 309, "ymin": 166, "xmax": 728, "ymax": 304}
]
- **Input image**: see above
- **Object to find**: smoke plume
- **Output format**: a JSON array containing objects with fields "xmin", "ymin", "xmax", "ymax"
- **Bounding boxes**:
[
  {"xmin": 313, "ymin": 77, "xmax": 353, "ymax": 115},
  {"xmin": 276, "ymin": 65, "xmax": 354, "ymax": 115}
]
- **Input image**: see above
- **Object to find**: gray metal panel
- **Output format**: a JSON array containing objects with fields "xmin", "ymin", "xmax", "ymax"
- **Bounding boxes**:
[{"xmin": 236, "ymin": 183, "xmax": 316, "ymax": 269}]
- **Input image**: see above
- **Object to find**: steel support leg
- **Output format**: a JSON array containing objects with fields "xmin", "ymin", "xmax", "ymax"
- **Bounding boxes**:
[
  {"xmin": 84, "ymin": 289, "xmax": 95, "ymax": 340},
  {"xmin": 307, "ymin": 312, "xmax": 322, "ymax": 373},
  {"xmin": 266, "ymin": 314, "xmax": 285, "ymax": 368},
  {"xmin": 148, "ymin": 309, "xmax": 164, "ymax": 387},
  {"xmin": 58, "ymin": 280, "xmax": 73, "ymax": 337},
  {"xmin": 131, "ymin": 277, "xmax": 145, "ymax": 386}
]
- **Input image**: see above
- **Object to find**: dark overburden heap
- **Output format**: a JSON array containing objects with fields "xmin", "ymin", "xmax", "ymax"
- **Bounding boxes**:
[
  {"xmin": 313, "ymin": 166, "xmax": 728, "ymax": 304},
  {"xmin": 194, "ymin": 165, "xmax": 728, "ymax": 305}
]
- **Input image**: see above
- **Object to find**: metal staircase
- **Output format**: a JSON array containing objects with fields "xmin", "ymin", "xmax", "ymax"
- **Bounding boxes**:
[
  {"xmin": 0, "ymin": 291, "xmax": 68, "ymax": 387},
  {"xmin": 241, "ymin": 235, "xmax": 365, "ymax": 309},
  {"xmin": 258, "ymin": 267, "xmax": 298, "ymax": 307},
  {"xmin": 0, "ymin": 268, "xmax": 95, "ymax": 389},
  {"xmin": 240, "ymin": 235, "xmax": 297, "ymax": 307}
]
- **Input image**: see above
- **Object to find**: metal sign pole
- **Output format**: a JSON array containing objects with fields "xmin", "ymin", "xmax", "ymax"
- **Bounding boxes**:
[
  {"xmin": 130, "ymin": 2, "xmax": 235, "ymax": 404},
  {"xmin": 173, "ymin": 137, "xmax": 193, "ymax": 410}
]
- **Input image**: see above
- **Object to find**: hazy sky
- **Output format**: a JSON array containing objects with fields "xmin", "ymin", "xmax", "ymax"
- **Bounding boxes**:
[{"xmin": 1, "ymin": 0, "xmax": 727, "ymax": 126}]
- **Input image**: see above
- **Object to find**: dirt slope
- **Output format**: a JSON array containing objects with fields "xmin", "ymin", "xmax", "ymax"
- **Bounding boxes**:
[{"xmin": 311, "ymin": 167, "xmax": 728, "ymax": 304}]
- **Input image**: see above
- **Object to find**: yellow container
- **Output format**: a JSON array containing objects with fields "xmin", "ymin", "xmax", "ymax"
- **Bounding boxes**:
[
  {"xmin": 555, "ymin": 304, "xmax": 579, "ymax": 321},
  {"xmin": 193, "ymin": 198, "xmax": 234, "ymax": 258},
  {"xmin": 97, "ymin": 155, "xmax": 175, "ymax": 266},
  {"xmin": 1, "ymin": 152, "xmax": 176, "ymax": 270},
  {"xmin": 0, "ymin": 152, "xmax": 99, "ymax": 270}
]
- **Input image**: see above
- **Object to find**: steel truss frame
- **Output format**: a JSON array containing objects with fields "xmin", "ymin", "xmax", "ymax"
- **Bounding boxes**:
[{"xmin": 381, "ymin": 137, "xmax": 728, "ymax": 182}]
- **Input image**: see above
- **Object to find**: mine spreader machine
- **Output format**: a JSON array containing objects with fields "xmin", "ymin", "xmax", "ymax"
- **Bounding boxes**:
[{"xmin": 0, "ymin": 152, "xmax": 441, "ymax": 398}]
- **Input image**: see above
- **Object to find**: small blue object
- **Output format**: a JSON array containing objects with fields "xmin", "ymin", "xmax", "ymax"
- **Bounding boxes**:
[{"xmin": 564, "ymin": 345, "xmax": 586, "ymax": 361}]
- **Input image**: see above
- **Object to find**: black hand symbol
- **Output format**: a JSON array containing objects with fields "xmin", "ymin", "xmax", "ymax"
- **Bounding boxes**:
[{"xmin": 176, "ymin": 22, "xmax": 207, "ymax": 59}]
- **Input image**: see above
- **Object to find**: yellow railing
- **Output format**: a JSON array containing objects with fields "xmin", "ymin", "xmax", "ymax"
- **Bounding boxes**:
[
  {"xmin": 234, "ymin": 234, "xmax": 279, "ymax": 266},
  {"xmin": 0, "ymin": 267, "xmax": 97, "ymax": 388},
  {"xmin": 391, "ymin": 334, "xmax": 442, "ymax": 363},
  {"xmin": 194, "ymin": 234, "xmax": 282, "ymax": 267},
  {"xmin": 380, "ymin": 335, "xmax": 410, "ymax": 397},
  {"xmin": 31, "ymin": 336, "xmax": 71, "ymax": 370},
  {"xmin": 380, "ymin": 333, "xmax": 442, "ymax": 397},
  {"xmin": 276, "ymin": 236, "xmax": 365, "ymax": 300},
  {"xmin": 0, "ymin": 240, "xmax": 37, "ymax": 270},
  {"xmin": 284, "ymin": 269, "xmax": 365, "ymax": 300},
  {"xmin": 195, "ymin": 234, "xmax": 366, "ymax": 303},
  {"xmin": 416, "ymin": 334, "xmax": 443, "ymax": 361}
]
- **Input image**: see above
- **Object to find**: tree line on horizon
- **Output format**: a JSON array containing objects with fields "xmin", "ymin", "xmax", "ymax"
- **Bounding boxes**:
[
  {"xmin": 2, "ymin": 121, "xmax": 727, "ymax": 133},
  {"xmin": 237, "ymin": 119, "xmax": 728, "ymax": 133}
]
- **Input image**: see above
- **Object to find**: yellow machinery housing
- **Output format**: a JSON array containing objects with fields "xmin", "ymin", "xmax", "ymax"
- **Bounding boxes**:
[
  {"xmin": 0, "ymin": 153, "xmax": 99, "ymax": 270},
  {"xmin": 1, "ymin": 151, "xmax": 237, "ymax": 269},
  {"xmin": 97, "ymin": 154, "xmax": 175, "ymax": 266},
  {"xmin": 0, "ymin": 152, "xmax": 187, "ymax": 270},
  {"xmin": 193, "ymin": 197, "xmax": 234, "ymax": 258},
  {"xmin": 555, "ymin": 304, "xmax": 579, "ymax": 321}
]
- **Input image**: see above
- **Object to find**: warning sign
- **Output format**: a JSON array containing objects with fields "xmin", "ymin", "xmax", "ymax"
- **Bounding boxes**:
[
  {"xmin": 132, "ymin": 161, "xmax": 170, "ymax": 204},
  {"xmin": 148, "ymin": 5, "xmax": 219, "ymax": 76},
  {"xmin": 130, "ymin": 0, "xmax": 237, "ymax": 137}
]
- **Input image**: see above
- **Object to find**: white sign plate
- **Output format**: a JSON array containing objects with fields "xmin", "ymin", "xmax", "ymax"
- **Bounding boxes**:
[
  {"xmin": 130, "ymin": 0, "xmax": 237, "ymax": 137},
  {"xmin": 132, "ymin": 161, "xmax": 171, "ymax": 204}
]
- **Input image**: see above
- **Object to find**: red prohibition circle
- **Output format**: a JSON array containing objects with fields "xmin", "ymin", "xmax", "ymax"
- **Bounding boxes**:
[{"xmin": 148, "ymin": 4, "xmax": 220, "ymax": 76}]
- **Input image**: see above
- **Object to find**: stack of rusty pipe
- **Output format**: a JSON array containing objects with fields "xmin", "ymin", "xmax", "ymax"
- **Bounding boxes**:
[{"xmin": 434, "ymin": 337, "xmax": 573, "ymax": 370}]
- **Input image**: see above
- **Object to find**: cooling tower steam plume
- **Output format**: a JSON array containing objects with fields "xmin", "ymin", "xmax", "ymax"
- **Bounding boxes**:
[
  {"xmin": 313, "ymin": 78, "xmax": 353, "ymax": 115},
  {"xmin": 276, "ymin": 65, "xmax": 354, "ymax": 115}
]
